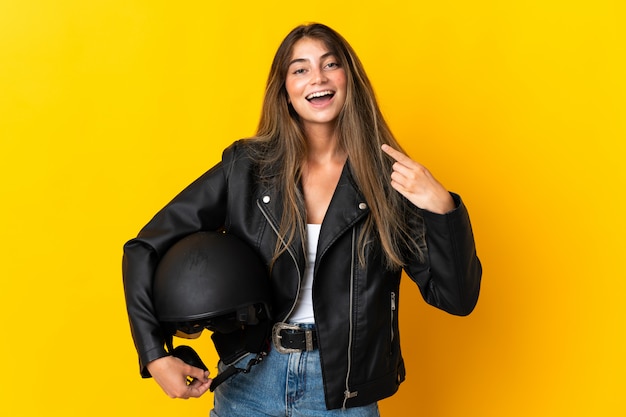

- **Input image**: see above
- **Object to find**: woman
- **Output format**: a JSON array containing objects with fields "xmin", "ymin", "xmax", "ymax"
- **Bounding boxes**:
[{"xmin": 123, "ymin": 23, "xmax": 481, "ymax": 416}]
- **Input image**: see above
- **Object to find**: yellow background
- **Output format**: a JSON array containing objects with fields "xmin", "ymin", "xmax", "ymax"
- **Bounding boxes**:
[{"xmin": 1, "ymin": 0, "xmax": 624, "ymax": 416}]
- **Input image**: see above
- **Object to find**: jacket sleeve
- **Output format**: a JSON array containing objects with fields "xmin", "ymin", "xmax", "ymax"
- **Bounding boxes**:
[
  {"xmin": 404, "ymin": 193, "xmax": 482, "ymax": 316},
  {"xmin": 122, "ymin": 145, "xmax": 236, "ymax": 376}
]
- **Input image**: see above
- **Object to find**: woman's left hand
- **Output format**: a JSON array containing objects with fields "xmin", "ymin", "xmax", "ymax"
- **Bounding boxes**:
[{"xmin": 382, "ymin": 144, "xmax": 455, "ymax": 214}]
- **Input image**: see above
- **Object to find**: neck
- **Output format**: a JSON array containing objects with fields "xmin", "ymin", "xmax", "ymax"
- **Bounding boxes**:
[{"xmin": 302, "ymin": 123, "xmax": 345, "ymax": 164}]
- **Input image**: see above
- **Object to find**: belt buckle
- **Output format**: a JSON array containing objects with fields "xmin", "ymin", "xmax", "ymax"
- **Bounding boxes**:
[{"xmin": 272, "ymin": 322, "xmax": 311, "ymax": 354}]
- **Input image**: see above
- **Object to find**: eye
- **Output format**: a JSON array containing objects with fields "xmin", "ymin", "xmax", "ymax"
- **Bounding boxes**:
[
  {"xmin": 325, "ymin": 61, "xmax": 341, "ymax": 70},
  {"xmin": 292, "ymin": 67, "xmax": 307, "ymax": 75}
]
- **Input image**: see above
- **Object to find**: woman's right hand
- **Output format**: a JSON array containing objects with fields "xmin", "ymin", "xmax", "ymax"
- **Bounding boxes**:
[{"xmin": 146, "ymin": 355, "xmax": 212, "ymax": 399}]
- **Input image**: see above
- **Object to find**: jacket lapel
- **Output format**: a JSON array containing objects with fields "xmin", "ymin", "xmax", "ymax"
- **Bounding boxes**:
[{"xmin": 317, "ymin": 161, "xmax": 370, "ymax": 263}]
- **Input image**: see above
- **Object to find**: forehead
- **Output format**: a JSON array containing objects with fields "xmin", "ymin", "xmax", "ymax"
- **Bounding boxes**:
[{"xmin": 289, "ymin": 38, "xmax": 334, "ymax": 61}]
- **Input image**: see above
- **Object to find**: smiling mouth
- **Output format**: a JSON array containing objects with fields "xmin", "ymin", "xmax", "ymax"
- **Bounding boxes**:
[{"xmin": 306, "ymin": 90, "xmax": 335, "ymax": 103}]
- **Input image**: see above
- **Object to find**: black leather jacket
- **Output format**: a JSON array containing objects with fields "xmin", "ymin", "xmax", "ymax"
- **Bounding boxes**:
[{"xmin": 123, "ymin": 140, "xmax": 482, "ymax": 410}]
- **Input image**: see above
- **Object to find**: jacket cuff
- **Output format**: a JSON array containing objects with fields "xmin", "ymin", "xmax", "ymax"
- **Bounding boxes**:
[
  {"xmin": 139, "ymin": 346, "xmax": 169, "ymax": 378},
  {"xmin": 418, "ymin": 192, "xmax": 464, "ymax": 220}
]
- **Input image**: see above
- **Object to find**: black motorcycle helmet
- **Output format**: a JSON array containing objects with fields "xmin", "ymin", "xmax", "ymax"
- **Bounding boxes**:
[{"xmin": 153, "ymin": 231, "xmax": 272, "ymax": 389}]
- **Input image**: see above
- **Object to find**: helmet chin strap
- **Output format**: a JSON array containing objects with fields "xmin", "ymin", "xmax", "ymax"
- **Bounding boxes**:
[
  {"xmin": 208, "ymin": 351, "xmax": 267, "ymax": 392},
  {"xmin": 165, "ymin": 334, "xmax": 175, "ymax": 354}
]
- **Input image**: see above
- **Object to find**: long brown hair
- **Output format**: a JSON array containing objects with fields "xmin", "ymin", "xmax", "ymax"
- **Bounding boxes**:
[{"xmin": 250, "ymin": 23, "xmax": 424, "ymax": 269}]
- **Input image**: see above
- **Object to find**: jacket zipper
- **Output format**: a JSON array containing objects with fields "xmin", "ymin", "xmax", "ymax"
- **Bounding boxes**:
[
  {"xmin": 342, "ymin": 228, "xmax": 358, "ymax": 408},
  {"xmin": 256, "ymin": 200, "xmax": 302, "ymax": 321},
  {"xmin": 391, "ymin": 291, "xmax": 396, "ymax": 343}
]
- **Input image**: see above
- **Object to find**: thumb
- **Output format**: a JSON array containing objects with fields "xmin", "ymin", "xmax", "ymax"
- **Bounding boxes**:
[{"xmin": 184, "ymin": 364, "xmax": 210, "ymax": 382}]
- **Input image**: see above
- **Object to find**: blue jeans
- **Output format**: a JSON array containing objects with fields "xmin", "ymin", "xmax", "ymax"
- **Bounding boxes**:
[{"xmin": 210, "ymin": 331, "xmax": 380, "ymax": 417}]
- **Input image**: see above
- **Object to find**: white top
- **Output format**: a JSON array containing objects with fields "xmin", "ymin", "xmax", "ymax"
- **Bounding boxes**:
[{"xmin": 287, "ymin": 224, "xmax": 321, "ymax": 324}]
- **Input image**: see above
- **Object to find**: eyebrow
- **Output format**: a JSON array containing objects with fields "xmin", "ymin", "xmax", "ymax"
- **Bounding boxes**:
[{"xmin": 288, "ymin": 52, "xmax": 336, "ymax": 67}]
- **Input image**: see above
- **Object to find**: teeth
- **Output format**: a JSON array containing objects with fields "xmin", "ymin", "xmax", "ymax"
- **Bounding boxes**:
[{"xmin": 306, "ymin": 90, "xmax": 333, "ymax": 100}]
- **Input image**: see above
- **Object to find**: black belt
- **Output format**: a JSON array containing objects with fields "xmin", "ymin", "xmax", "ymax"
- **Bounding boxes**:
[{"xmin": 272, "ymin": 322, "xmax": 318, "ymax": 354}]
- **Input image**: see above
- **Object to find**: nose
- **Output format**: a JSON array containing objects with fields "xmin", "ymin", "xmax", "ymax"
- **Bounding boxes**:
[{"xmin": 311, "ymin": 67, "xmax": 327, "ymax": 85}]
